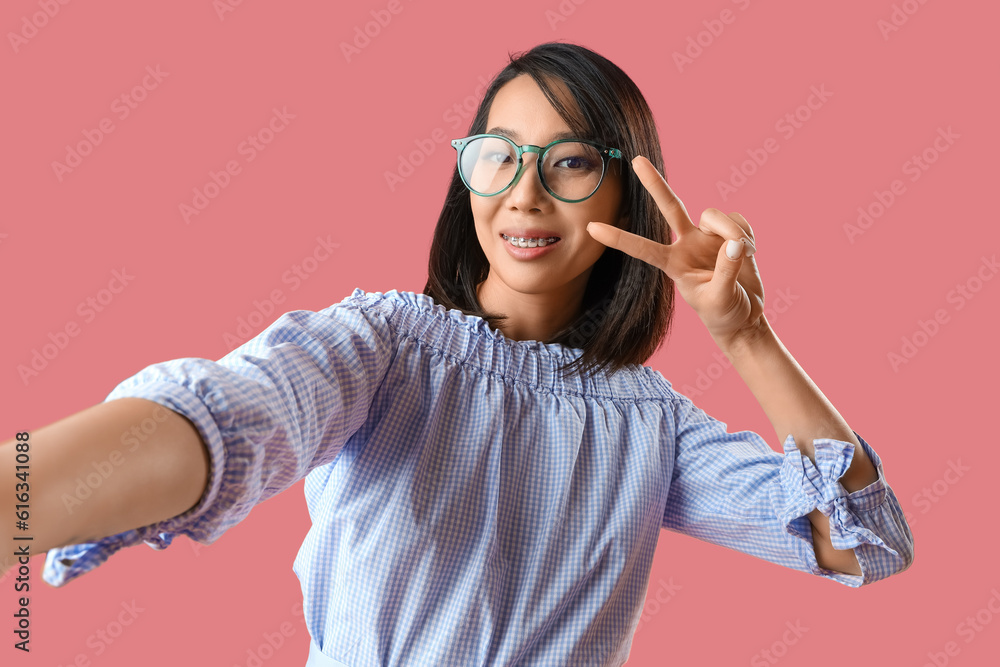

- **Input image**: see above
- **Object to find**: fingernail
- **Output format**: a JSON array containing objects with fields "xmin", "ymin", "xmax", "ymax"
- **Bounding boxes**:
[
  {"xmin": 744, "ymin": 241, "xmax": 756, "ymax": 258},
  {"xmin": 726, "ymin": 239, "xmax": 743, "ymax": 260}
]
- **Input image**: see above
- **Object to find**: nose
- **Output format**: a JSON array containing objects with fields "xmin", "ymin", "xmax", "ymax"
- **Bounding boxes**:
[{"xmin": 506, "ymin": 149, "xmax": 548, "ymax": 208}]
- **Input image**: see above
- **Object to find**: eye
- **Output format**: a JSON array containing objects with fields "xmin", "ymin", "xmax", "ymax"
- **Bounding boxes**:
[
  {"xmin": 484, "ymin": 151, "xmax": 513, "ymax": 165},
  {"xmin": 555, "ymin": 156, "xmax": 592, "ymax": 169},
  {"xmin": 554, "ymin": 155, "xmax": 598, "ymax": 171}
]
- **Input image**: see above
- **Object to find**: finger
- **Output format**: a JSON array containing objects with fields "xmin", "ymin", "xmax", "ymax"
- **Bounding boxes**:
[
  {"xmin": 588, "ymin": 221, "xmax": 669, "ymax": 270},
  {"xmin": 631, "ymin": 156, "xmax": 697, "ymax": 239},
  {"xmin": 698, "ymin": 209, "xmax": 756, "ymax": 258},
  {"xmin": 728, "ymin": 212, "xmax": 755, "ymax": 239},
  {"xmin": 711, "ymin": 236, "xmax": 747, "ymax": 296}
]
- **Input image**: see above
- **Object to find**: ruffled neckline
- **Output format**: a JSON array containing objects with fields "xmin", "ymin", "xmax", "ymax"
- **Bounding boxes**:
[{"xmin": 353, "ymin": 288, "xmax": 586, "ymax": 360}]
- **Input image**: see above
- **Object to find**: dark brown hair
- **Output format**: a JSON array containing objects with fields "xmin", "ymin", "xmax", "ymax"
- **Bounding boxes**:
[{"xmin": 424, "ymin": 41, "xmax": 674, "ymax": 376}]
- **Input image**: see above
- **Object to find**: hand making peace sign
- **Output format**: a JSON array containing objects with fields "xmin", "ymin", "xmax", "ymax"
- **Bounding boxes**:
[{"xmin": 588, "ymin": 156, "xmax": 766, "ymax": 350}]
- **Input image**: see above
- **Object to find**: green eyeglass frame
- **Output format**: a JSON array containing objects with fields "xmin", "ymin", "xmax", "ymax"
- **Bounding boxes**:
[{"xmin": 451, "ymin": 134, "xmax": 624, "ymax": 203}]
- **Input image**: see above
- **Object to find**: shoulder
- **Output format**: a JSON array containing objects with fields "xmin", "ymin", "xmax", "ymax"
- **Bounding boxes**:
[
  {"xmin": 326, "ymin": 288, "xmax": 461, "ymax": 329},
  {"xmin": 593, "ymin": 361, "xmax": 683, "ymax": 406},
  {"xmin": 329, "ymin": 287, "xmax": 507, "ymax": 344}
]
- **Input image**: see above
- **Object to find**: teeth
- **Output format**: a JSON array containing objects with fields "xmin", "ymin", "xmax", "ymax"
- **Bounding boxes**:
[{"xmin": 502, "ymin": 234, "xmax": 559, "ymax": 248}]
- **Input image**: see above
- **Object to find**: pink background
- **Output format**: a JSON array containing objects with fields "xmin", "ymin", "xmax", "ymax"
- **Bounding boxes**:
[{"xmin": 2, "ymin": 0, "xmax": 997, "ymax": 665}]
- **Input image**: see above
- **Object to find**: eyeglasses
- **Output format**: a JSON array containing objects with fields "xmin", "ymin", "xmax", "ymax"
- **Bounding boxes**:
[{"xmin": 451, "ymin": 134, "xmax": 623, "ymax": 203}]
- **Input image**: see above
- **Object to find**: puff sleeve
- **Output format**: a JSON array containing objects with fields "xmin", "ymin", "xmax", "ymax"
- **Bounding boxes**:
[
  {"xmin": 44, "ymin": 289, "xmax": 396, "ymax": 587},
  {"xmin": 662, "ymin": 391, "xmax": 914, "ymax": 587}
]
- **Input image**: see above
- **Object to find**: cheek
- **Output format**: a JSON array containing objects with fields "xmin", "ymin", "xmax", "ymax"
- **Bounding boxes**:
[
  {"xmin": 471, "ymin": 194, "xmax": 494, "ymax": 224},
  {"xmin": 593, "ymin": 178, "xmax": 624, "ymax": 225},
  {"xmin": 471, "ymin": 202, "xmax": 489, "ymax": 236},
  {"xmin": 471, "ymin": 199, "xmax": 500, "ymax": 253},
  {"xmin": 581, "ymin": 235, "xmax": 609, "ymax": 265},
  {"xmin": 579, "ymin": 198, "xmax": 622, "ymax": 243}
]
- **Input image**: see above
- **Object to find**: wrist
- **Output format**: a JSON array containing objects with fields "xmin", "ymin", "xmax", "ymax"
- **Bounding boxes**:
[{"xmin": 711, "ymin": 315, "xmax": 774, "ymax": 360}]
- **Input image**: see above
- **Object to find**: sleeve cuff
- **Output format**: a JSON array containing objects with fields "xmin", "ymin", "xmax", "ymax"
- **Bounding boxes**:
[
  {"xmin": 44, "ymin": 376, "xmax": 229, "ymax": 587},
  {"xmin": 777, "ymin": 431, "xmax": 899, "ymax": 557}
]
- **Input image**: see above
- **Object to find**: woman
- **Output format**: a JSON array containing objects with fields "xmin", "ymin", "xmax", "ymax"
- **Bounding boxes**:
[{"xmin": 2, "ymin": 42, "xmax": 913, "ymax": 666}]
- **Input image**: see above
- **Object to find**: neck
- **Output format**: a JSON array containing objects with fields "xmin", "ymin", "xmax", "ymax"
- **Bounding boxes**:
[{"xmin": 476, "ymin": 273, "xmax": 589, "ymax": 343}]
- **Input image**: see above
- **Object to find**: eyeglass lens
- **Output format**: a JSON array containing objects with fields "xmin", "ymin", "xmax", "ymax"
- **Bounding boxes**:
[{"xmin": 460, "ymin": 137, "xmax": 604, "ymax": 201}]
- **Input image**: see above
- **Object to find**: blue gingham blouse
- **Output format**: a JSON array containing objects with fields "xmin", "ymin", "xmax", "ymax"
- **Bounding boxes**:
[{"xmin": 44, "ymin": 289, "xmax": 914, "ymax": 666}]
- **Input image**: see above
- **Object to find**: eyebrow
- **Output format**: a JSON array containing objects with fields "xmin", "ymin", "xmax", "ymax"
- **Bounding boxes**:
[{"xmin": 487, "ymin": 126, "xmax": 581, "ymax": 143}]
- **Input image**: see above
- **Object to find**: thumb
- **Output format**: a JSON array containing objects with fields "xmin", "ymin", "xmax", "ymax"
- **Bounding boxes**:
[{"xmin": 710, "ymin": 238, "xmax": 747, "ymax": 293}]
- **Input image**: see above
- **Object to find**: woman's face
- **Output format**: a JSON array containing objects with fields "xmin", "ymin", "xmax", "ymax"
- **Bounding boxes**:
[{"xmin": 472, "ymin": 74, "xmax": 624, "ymax": 306}]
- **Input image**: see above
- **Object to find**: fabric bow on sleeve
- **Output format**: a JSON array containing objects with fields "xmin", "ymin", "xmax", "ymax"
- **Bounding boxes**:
[{"xmin": 778, "ymin": 434, "xmax": 898, "ymax": 555}]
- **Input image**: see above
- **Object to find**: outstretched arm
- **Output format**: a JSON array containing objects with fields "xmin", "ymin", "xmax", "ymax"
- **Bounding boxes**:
[
  {"xmin": 29, "ymin": 292, "xmax": 397, "ymax": 588},
  {"xmin": 0, "ymin": 398, "xmax": 209, "ymax": 578}
]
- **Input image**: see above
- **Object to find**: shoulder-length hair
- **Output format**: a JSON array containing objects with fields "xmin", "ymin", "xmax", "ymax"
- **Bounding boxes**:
[{"xmin": 424, "ymin": 41, "xmax": 674, "ymax": 377}]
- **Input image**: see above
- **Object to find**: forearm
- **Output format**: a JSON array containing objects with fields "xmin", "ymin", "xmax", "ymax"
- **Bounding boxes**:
[
  {"xmin": 716, "ymin": 317, "xmax": 878, "ymax": 492},
  {"xmin": 715, "ymin": 318, "xmax": 880, "ymax": 576},
  {"xmin": 1, "ymin": 398, "xmax": 210, "ymax": 572}
]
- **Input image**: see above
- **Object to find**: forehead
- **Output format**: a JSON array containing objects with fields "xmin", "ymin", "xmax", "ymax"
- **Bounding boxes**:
[{"xmin": 486, "ymin": 74, "xmax": 584, "ymax": 143}]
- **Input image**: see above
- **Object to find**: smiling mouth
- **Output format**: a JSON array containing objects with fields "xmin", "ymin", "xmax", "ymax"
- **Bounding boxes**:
[{"xmin": 500, "ymin": 233, "xmax": 561, "ymax": 248}]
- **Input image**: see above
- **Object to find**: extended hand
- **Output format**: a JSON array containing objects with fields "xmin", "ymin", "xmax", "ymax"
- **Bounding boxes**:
[{"xmin": 588, "ymin": 156, "xmax": 766, "ymax": 349}]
